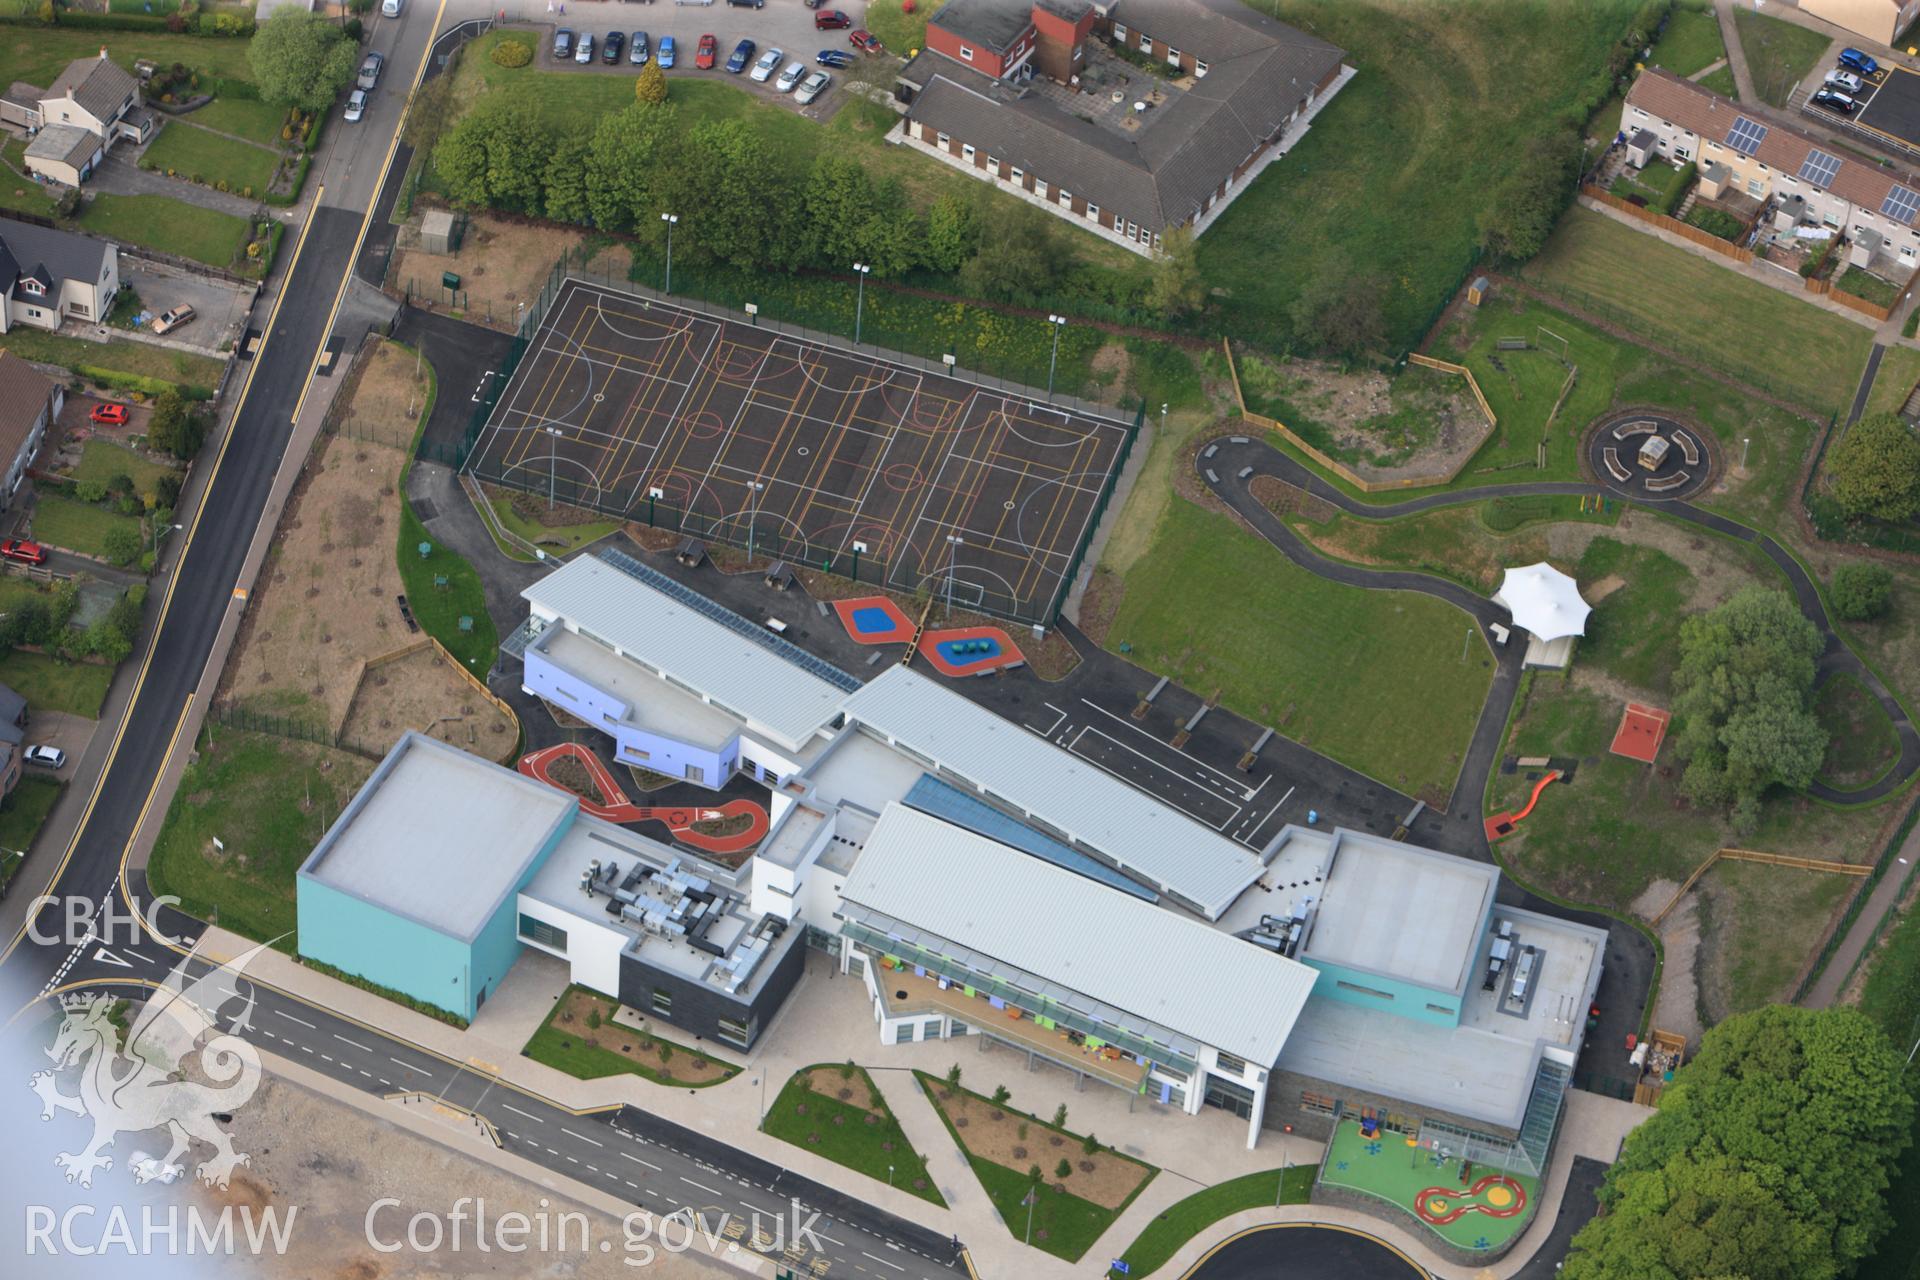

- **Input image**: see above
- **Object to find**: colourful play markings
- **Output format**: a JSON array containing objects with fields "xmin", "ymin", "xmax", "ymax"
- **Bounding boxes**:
[
  {"xmin": 1609, "ymin": 701, "xmax": 1670, "ymax": 764},
  {"xmin": 920, "ymin": 625, "xmax": 1024, "ymax": 677},
  {"xmin": 832, "ymin": 595, "xmax": 915, "ymax": 645},
  {"xmin": 1415, "ymin": 1175, "xmax": 1528, "ymax": 1226},
  {"xmin": 518, "ymin": 743, "xmax": 769, "ymax": 856}
]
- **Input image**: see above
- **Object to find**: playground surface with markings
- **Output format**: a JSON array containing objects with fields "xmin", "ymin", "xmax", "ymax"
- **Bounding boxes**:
[{"xmin": 467, "ymin": 279, "xmax": 1136, "ymax": 621}]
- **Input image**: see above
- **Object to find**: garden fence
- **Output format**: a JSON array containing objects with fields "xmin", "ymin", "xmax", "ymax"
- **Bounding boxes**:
[{"xmin": 1581, "ymin": 186, "xmax": 1754, "ymax": 264}]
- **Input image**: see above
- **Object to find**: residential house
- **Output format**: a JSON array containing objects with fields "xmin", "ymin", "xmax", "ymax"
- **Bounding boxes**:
[
  {"xmin": 0, "ymin": 682, "xmax": 25, "ymax": 799},
  {"xmin": 0, "ymin": 351, "xmax": 60, "ymax": 516},
  {"xmin": 1, "ymin": 50, "xmax": 155, "ymax": 187},
  {"xmin": 1798, "ymin": 0, "xmax": 1920, "ymax": 45},
  {"xmin": 1623, "ymin": 67, "xmax": 1920, "ymax": 272},
  {"xmin": 894, "ymin": 0, "xmax": 1351, "ymax": 255},
  {"xmin": 0, "ymin": 218, "xmax": 121, "ymax": 334}
]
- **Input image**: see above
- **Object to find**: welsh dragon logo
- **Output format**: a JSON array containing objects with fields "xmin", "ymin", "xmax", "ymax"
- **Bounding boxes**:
[{"xmin": 30, "ymin": 939, "xmax": 273, "ymax": 1189}]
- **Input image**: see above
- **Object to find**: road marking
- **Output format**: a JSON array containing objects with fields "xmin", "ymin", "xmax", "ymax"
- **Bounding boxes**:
[
  {"xmin": 863, "ymin": 1251, "xmax": 906, "ymax": 1271},
  {"xmin": 561, "ymin": 1127, "xmax": 604, "ymax": 1147},
  {"xmin": 621, "ymin": 1152, "xmax": 662, "ymax": 1171},
  {"xmin": 503, "ymin": 1104, "xmax": 544, "ymax": 1123},
  {"xmin": 91, "ymin": 947, "xmax": 131, "ymax": 969},
  {"xmin": 680, "ymin": 1177, "xmax": 722, "ymax": 1197},
  {"xmin": 333, "ymin": 1033, "xmax": 373, "ymax": 1053},
  {"xmin": 389, "ymin": 1055, "xmax": 429, "ymax": 1074},
  {"xmin": 274, "ymin": 1010, "xmax": 317, "ymax": 1029}
]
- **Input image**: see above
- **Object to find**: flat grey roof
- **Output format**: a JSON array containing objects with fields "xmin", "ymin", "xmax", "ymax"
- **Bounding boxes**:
[
  {"xmin": 523, "ymin": 552, "xmax": 852, "ymax": 751},
  {"xmin": 299, "ymin": 733, "xmax": 575, "ymax": 941},
  {"xmin": 840, "ymin": 804, "xmax": 1317, "ymax": 1064},
  {"xmin": 535, "ymin": 626, "xmax": 742, "ymax": 749},
  {"xmin": 1300, "ymin": 829, "xmax": 1497, "ymax": 996},
  {"xmin": 838, "ymin": 668, "xmax": 1263, "ymax": 918}
]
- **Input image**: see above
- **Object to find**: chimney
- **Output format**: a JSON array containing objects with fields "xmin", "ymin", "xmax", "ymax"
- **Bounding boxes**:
[{"xmin": 99, "ymin": 47, "xmax": 108, "ymax": 60}]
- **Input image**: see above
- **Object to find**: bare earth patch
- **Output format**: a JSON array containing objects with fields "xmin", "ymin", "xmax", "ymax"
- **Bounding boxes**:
[
  {"xmin": 927, "ymin": 1086, "xmax": 1149, "ymax": 1211},
  {"xmin": 805, "ymin": 1065, "xmax": 884, "ymax": 1115},
  {"xmin": 1235, "ymin": 352, "xmax": 1489, "ymax": 485},
  {"xmin": 1632, "ymin": 877, "xmax": 1702, "ymax": 1045},
  {"xmin": 338, "ymin": 643, "xmax": 517, "ymax": 763},
  {"xmin": 389, "ymin": 213, "xmax": 585, "ymax": 330}
]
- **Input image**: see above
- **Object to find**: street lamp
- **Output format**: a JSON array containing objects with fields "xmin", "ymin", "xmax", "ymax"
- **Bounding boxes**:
[
  {"xmin": 1741, "ymin": 436, "xmax": 1751, "ymax": 470},
  {"xmin": 944, "ymin": 534, "xmax": 964, "ymax": 616},
  {"xmin": 1276, "ymin": 1124, "xmax": 1293, "ymax": 1207},
  {"xmin": 1045, "ymin": 313, "xmax": 1067, "ymax": 403},
  {"xmin": 1160, "ymin": 402, "xmax": 1168, "ymax": 435},
  {"xmin": 887, "ymin": 1164, "xmax": 895, "ymax": 1188},
  {"xmin": 852, "ymin": 263, "xmax": 872, "ymax": 345},
  {"xmin": 661, "ymin": 213, "xmax": 680, "ymax": 295},
  {"xmin": 1024, "ymin": 1185, "xmax": 1038, "ymax": 1244},
  {"xmin": 545, "ymin": 426, "xmax": 564, "ymax": 510},
  {"xmin": 745, "ymin": 480, "xmax": 765, "ymax": 560}
]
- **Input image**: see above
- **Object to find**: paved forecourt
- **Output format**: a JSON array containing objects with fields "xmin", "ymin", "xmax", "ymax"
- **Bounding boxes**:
[{"xmin": 468, "ymin": 279, "xmax": 1132, "ymax": 620}]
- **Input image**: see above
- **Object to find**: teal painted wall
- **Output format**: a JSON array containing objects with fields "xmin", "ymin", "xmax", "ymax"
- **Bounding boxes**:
[
  {"xmin": 468, "ymin": 818, "xmax": 577, "ymax": 1012},
  {"xmin": 1302, "ymin": 958, "xmax": 1465, "ymax": 1028},
  {"xmin": 297, "ymin": 877, "xmax": 479, "ymax": 1019}
]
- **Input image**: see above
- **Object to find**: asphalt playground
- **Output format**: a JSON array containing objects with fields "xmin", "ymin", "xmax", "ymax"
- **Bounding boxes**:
[{"xmin": 467, "ymin": 279, "xmax": 1132, "ymax": 620}]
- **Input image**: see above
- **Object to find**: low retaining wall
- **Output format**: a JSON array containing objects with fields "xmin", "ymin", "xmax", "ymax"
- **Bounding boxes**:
[{"xmin": 1309, "ymin": 1179, "xmax": 1529, "ymax": 1267}]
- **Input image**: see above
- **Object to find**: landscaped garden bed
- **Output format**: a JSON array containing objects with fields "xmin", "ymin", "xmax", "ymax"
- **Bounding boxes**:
[
  {"xmin": 522, "ymin": 986, "xmax": 737, "ymax": 1088},
  {"xmin": 762, "ymin": 1063, "xmax": 946, "ymax": 1205}
]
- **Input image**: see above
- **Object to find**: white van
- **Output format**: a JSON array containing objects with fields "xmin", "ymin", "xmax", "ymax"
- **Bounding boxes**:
[{"xmin": 382, "ymin": 0, "xmax": 401, "ymax": 16}]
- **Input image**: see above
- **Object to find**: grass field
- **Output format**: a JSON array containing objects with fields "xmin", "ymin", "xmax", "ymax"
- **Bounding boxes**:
[
  {"xmin": 0, "ymin": 777, "xmax": 62, "ymax": 890},
  {"xmin": 762, "ymin": 1066, "xmax": 946, "ymax": 1206},
  {"xmin": 68, "ymin": 440, "xmax": 184, "ymax": 504},
  {"xmin": 1109, "ymin": 499, "xmax": 1494, "ymax": 802},
  {"xmin": 75, "ymin": 193, "xmax": 253, "ymax": 272},
  {"xmin": 141, "ymin": 120, "xmax": 280, "ymax": 196},
  {"xmin": 1522, "ymin": 207, "xmax": 1915, "ymax": 417},
  {"xmin": 1734, "ymin": 5, "xmax": 1832, "ymax": 107},
  {"xmin": 1193, "ymin": 0, "xmax": 1641, "ymax": 350},
  {"xmin": 0, "ymin": 651, "xmax": 112, "ymax": 719},
  {"xmin": 1648, "ymin": 2, "xmax": 1727, "ymax": 77},
  {"xmin": 0, "ymin": 326, "xmax": 224, "ymax": 396},
  {"xmin": 186, "ymin": 96, "xmax": 291, "ymax": 148},
  {"xmin": 0, "ymin": 138, "xmax": 58, "ymax": 219},
  {"xmin": 0, "ymin": 28, "xmax": 257, "ymax": 92},
  {"xmin": 30, "ymin": 494, "xmax": 142, "ymax": 562},
  {"xmin": 1104, "ymin": 1166, "xmax": 1313, "ymax": 1279},
  {"xmin": 1573, "ymin": 537, "xmax": 1703, "ymax": 693},
  {"xmin": 395, "ymin": 353, "xmax": 499, "ymax": 670},
  {"xmin": 1289, "ymin": 498, "xmax": 1616, "ymax": 595},
  {"xmin": 1813, "ymin": 672, "xmax": 1900, "ymax": 789},
  {"xmin": 146, "ymin": 729, "xmax": 376, "ymax": 949}
]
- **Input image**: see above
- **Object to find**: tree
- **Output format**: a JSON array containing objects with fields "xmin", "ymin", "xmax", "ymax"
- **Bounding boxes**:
[
  {"xmin": 435, "ymin": 93, "xmax": 552, "ymax": 214},
  {"xmin": 585, "ymin": 103, "xmax": 680, "ymax": 234},
  {"xmin": 1289, "ymin": 263, "xmax": 1388, "ymax": 361},
  {"xmin": 542, "ymin": 134, "xmax": 591, "ymax": 226},
  {"xmin": 1055, "ymin": 1158, "xmax": 1072, "ymax": 1181},
  {"xmin": 102, "ymin": 525, "xmax": 142, "ymax": 568},
  {"xmin": 923, "ymin": 194, "xmax": 977, "ymax": 275},
  {"xmin": 958, "ymin": 201, "xmax": 1064, "ymax": 305},
  {"xmin": 1479, "ymin": 127, "xmax": 1583, "ymax": 262},
  {"xmin": 1831, "ymin": 562, "xmax": 1894, "ymax": 621},
  {"xmin": 1671, "ymin": 587, "xmax": 1827, "ymax": 814},
  {"xmin": 148, "ymin": 391, "xmax": 206, "ymax": 460},
  {"xmin": 664, "ymin": 120, "xmax": 782, "ymax": 269},
  {"xmin": 1827, "ymin": 412, "xmax": 1920, "ymax": 522},
  {"xmin": 635, "ymin": 58, "xmax": 668, "ymax": 105},
  {"xmin": 1050, "ymin": 1103, "xmax": 1068, "ymax": 1129},
  {"xmin": 800, "ymin": 152, "xmax": 879, "ymax": 268},
  {"xmin": 1563, "ymin": 1006, "xmax": 1913, "ymax": 1280},
  {"xmin": 1148, "ymin": 226, "xmax": 1206, "ymax": 318},
  {"xmin": 944, "ymin": 1063, "xmax": 962, "ymax": 1090},
  {"xmin": 990, "ymin": 1084, "xmax": 1011, "ymax": 1107},
  {"xmin": 248, "ymin": 10, "xmax": 358, "ymax": 112}
]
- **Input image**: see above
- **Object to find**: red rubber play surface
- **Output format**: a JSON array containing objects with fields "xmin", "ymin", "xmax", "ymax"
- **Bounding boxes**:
[
  {"xmin": 518, "ymin": 743, "xmax": 769, "ymax": 857},
  {"xmin": 1414, "ymin": 1175, "xmax": 1528, "ymax": 1225},
  {"xmin": 833, "ymin": 595, "xmax": 916, "ymax": 645},
  {"xmin": 1609, "ymin": 702, "xmax": 1670, "ymax": 764},
  {"xmin": 919, "ymin": 625, "xmax": 1024, "ymax": 677}
]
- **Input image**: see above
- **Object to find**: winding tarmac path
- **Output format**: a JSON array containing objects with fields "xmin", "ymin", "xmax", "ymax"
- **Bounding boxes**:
[{"xmin": 1198, "ymin": 436, "xmax": 1920, "ymax": 812}]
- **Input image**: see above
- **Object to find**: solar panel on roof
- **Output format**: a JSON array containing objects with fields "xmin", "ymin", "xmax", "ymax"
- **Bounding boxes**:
[
  {"xmin": 1884, "ymin": 185, "xmax": 1920, "ymax": 224},
  {"xmin": 1798, "ymin": 148, "xmax": 1841, "ymax": 188},
  {"xmin": 1726, "ymin": 116, "xmax": 1769, "ymax": 156}
]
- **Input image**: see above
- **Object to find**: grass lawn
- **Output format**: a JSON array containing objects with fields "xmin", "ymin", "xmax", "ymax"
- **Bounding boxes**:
[
  {"xmin": 1734, "ymin": 5, "xmax": 1833, "ymax": 106},
  {"xmin": 0, "ymin": 650, "xmax": 113, "ymax": 719},
  {"xmin": 522, "ymin": 986, "xmax": 738, "ymax": 1088},
  {"xmin": 1838, "ymin": 266, "xmax": 1903, "ymax": 309},
  {"xmin": 864, "ymin": 0, "xmax": 944, "ymax": 53},
  {"xmin": 0, "ymin": 28, "xmax": 257, "ymax": 92},
  {"xmin": 762, "ymin": 1065, "xmax": 946, "ymax": 1206},
  {"xmin": 1320, "ymin": 1116, "xmax": 1536, "ymax": 1252},
  {"xmin": 76, "ymin": 193, "xmax": 253, "ymax": 273},
  {"xmin": 0, "ymin": 326, "xmax": 224, "ymax": 397},
  {"xmin": 1607, "ymin": 157, "xmax": 1692, "ymax": 214},
  {"xmin": 0, "ymin": 777, "xmax": 62, "ymax": 891},
  {"xmin": 1104, "ymin": 1166, "xmax": 1314, "ymax": 1279},
  {"xmin": 1696, "ymin": 63, "xmax": 1736, "ymax": 96},
  {"xmin": 146, "ymin": 729, "xmax": 376, "ymax": 948},
  {"xmin": 1647, "ymin": 3, "xmax": 1727, "ymax": 77},
  {"xmin": 1110, "ymin": 499, "xmax": 1494, "ymax": 804},
  {"xmin": 395, "ymin": 352, "xmax": 499, "ymax": 670},
  {"xmin": 0, "ymin": 138, "xmax": 58, "ymax": 219},
  {"xmin": 1573, "ymin": 537, "xmax": 1702, "ymax": 694},
  {"xmin": 1193, "ymin": 0, "xmax": 1642, "ymax": 351},
  {"xmin": 1813, "ymin": 672, "xmax": 1900, "ymax": 789},
  {"xmin": 1523, "ymin": 206, "xmax": 1903, "ymax": 417},
  {"xmin": 141, "ymin": 120, "xmax": 280, "ymax": 196},
  {"xmin": 68, "ymin": 440, "xmax": 184, "ymax": 504},
  {"xmin": 30, "ymin": 494, "xmax": 142, "ymax": 563},
  {"xmin": 1288, "ymin": 498, "xmax": 1616, "ymax": 595},
  {"xmin": 185, "ymin": 96, "xmax": 291, "ymax": 148}
]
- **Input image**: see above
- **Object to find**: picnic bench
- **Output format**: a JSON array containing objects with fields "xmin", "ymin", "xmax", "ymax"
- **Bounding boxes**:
[{"xmin": 674, "ymin": 537, "xmax": 707, "ymax": 568}]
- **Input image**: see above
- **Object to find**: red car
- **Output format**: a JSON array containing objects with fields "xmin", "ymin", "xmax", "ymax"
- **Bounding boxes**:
[
  {"xmin": 89, "ymin": 402, "xmax": 130, "ymax": 426},
  {"xmin": 695, "ymin": 33, "xmax": 719, "ymax": 69},
  {"xmin": 849, "ymin": 28, "xmax": 883, "ymax": 53},
  {"xmin": 0, "ymin": 539, "xmax": 48, "ymax": 567},
  {"xmin": 815, "ymin": 9, "xmax": 850, "ymax": 29}
]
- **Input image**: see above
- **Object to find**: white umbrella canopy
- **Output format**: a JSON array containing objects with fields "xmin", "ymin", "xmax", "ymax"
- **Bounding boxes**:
[{"xmin": 1493, "ymin": 562, "xmax": 1590, "ymax": 641}]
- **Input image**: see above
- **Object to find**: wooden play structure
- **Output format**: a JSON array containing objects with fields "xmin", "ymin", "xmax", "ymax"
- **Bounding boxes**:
[{"xmin": 1631, "ymin": 1029, "xmax": 1688, "ymax": 1105}]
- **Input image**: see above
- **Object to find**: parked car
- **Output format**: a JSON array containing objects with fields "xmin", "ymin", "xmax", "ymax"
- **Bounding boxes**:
[
  {"xmin": 849, "ymin": 29, "xmax": 883, "ymax": 54},
  {"xmin": 695, "ymin": 33, "xmax": 718, "ymax": 68},
  {"xmin": 630, "ymin": 30, "xmax": 650, "ymax": 63},
  {"xmin": 553, "ymin": 28, "xmax": 574, "ymax": 59},
  {"xmin": 23, "ymin": 745, "xmax": 64, "ymax": 770},
  {"xmin": 726, "ymin": 0, "xmax": 764, "ymax": 7},
  {"xmin": 357, "ymin": 50, "xmax": 384, "ymax": 91},
  {"xmin": 1839, "ymin": 48, "xmax": 1879, "ymax": 77},
  {"xmin": 1825, "ymin": 69, "xmax": 1865, "ymax": 94},
  {"xmin": 794, "ymin": 68, "xmax": 831, "ymax": 104},
  {"xmin": 750, "ymin": 47, "xmax": 784, "ymax": 82},
  {"xmin": 727, "ymin": 38, "xmax": 757, "ymax": 74},
  {"xmin": 603, "ymin": 30, "xmax": 625, "ymax": 63},
  {"xmin": 658, "ymin": 35, "xmax": 677, "ymax": 67},
  {"xmin": 0, "ymin": 539, "xmax": 47, "ymax": 566},
  {"xmin": 816, "ymin": 48, "xmax": 853, "ymax": 68},
  {"xmin": 344, "ymin": 88, "xmax": 367, "ymax": 122},
  {"xmin": 152, "ymin": 303, "xmax": 196, "ymax": 334},
  {"xmin": 815, "ymin": 9, "xmax": 850, "ymax": 29},
  {"xmin": 1813, "ymin": 87, "xmax": 1858, "ymax": 114},
  {"xmin": 804, "ymin": 0, "xmax": 825, "ymax": 8},
  {"xmin": 574, "ymin": 32, "xmax": 595, "ymax": 64},
  {"xmin": 776, "ymin": 60, "xmax": 806, "ymax": 92},
  {"xmin": 381, "ymin": 0, "xmax": 400, "ymax": 15},
  {"xmin": 89, "ymin": 402, "xmax": 129, "ymax": 426}
]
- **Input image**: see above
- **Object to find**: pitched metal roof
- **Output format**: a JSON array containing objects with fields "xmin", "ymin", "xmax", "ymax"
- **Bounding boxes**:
[
  {"xmin": 839, "ymin": 667, "xmax": 1264, "ymax": 917},
  {"xmin": 521, "ymin": 551, "xmax": 855, "ymax": 751},
  {"xmin": 47, "ymin": 54, "xmax": 138, "ymax": 123},
  {"xmin": 841, "ymin": 804, "xmax": 1319, "ymax": 1064}
]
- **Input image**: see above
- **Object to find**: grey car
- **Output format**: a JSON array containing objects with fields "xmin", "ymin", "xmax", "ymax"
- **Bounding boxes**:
[
  {"xmin": 775, "ymin": 60, "xmax": 806, "ymax": 93},
  {"xmin": 357, "ymin": 50, "xmax": 384, "ymax": 91},
  {"xmin": 794, "ymin": 69, "xmax": 830, "ymax": 104}
]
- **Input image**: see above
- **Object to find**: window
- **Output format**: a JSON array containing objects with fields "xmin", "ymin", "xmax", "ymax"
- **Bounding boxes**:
[
  {"xmin": 893, "ymin": 1021, "xmax": 917, "ymax": 1044},
  {"xmin": 1060, "ymin": 189, "xmax": 1072, "ymax": 207},
  {"xmin": 1112, "ymin": 21, "xmax": 1128, "ymax": 38},
  {"xmin": 1011, "ymin": 167, "xmax": 1024, "ymax": 184},
  {"xmin": 1746, "ymin": 178, "xmax": 1765, "ymax": 199},
  {"xmin": 717, "ymin": 1015, "xmax": 753, "ymax": 1049},
  {"xmin": 936, "ymin": 131, "xmax": 949, "ymax": 147},
  {"xmin": 1335, "ymin": 980, "xmax": 1395, "ymax": 1001},
  {"xmin": 1125, "ymin": 220, "xmax": 1137, "ymax": 238},
  {"xmin": 1299, "ymin": 1091, "xmax": 1337, "ymax": 1115},
  {"xmin": 1036, "ymin": 179, "xmax": 1049, "ymax": 198},
  {"xmin": 949, "ymin": 1020, "xmax": 969, "ymax": 1037},
  {"xmin": 518, "ymin": 915, "xmax": 568, "ymax": 953},
  {"xmin": 684, "ymin": 764, "xmax": 704, "ymax": 784},
  {"xmin": 622, "ymin": 745, "xmax": 651, "ymax": 761},
  {"xmin": 1139, "ymin": 32, "xmax": 1152, "ymax": 52},
  {"xmin": 1214, "ymin": 1050, "xmax": 1249, "ymax": 1076},
  {"xmin": 651, "ymin": 988, "xmax": 673, "ymax": 1016},
  {"xmin": 1195, "ymin": 60, "xmax": 1209, "ymax": 77},
  {"xmin": 959, "ymin": 44, "xmax": 974, "ymax": 61},
  {"xmin": 962, "ymin": 143, "xmax": 976, "ymax": 162},
  {"xmin": 19, "ymin": 279, "xmax": 41, "ymax": 296},
  {"xmin": 1425, "ymin": 1003, "xmax": 1456, "ymax": 1017},
  {"xmin": 1166, "ymin": 45, "xmax": 1181, "ymax": 66},
  {"xmin": 987, "ymin": 155, "xmax": 999, "ymax": 172}
]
